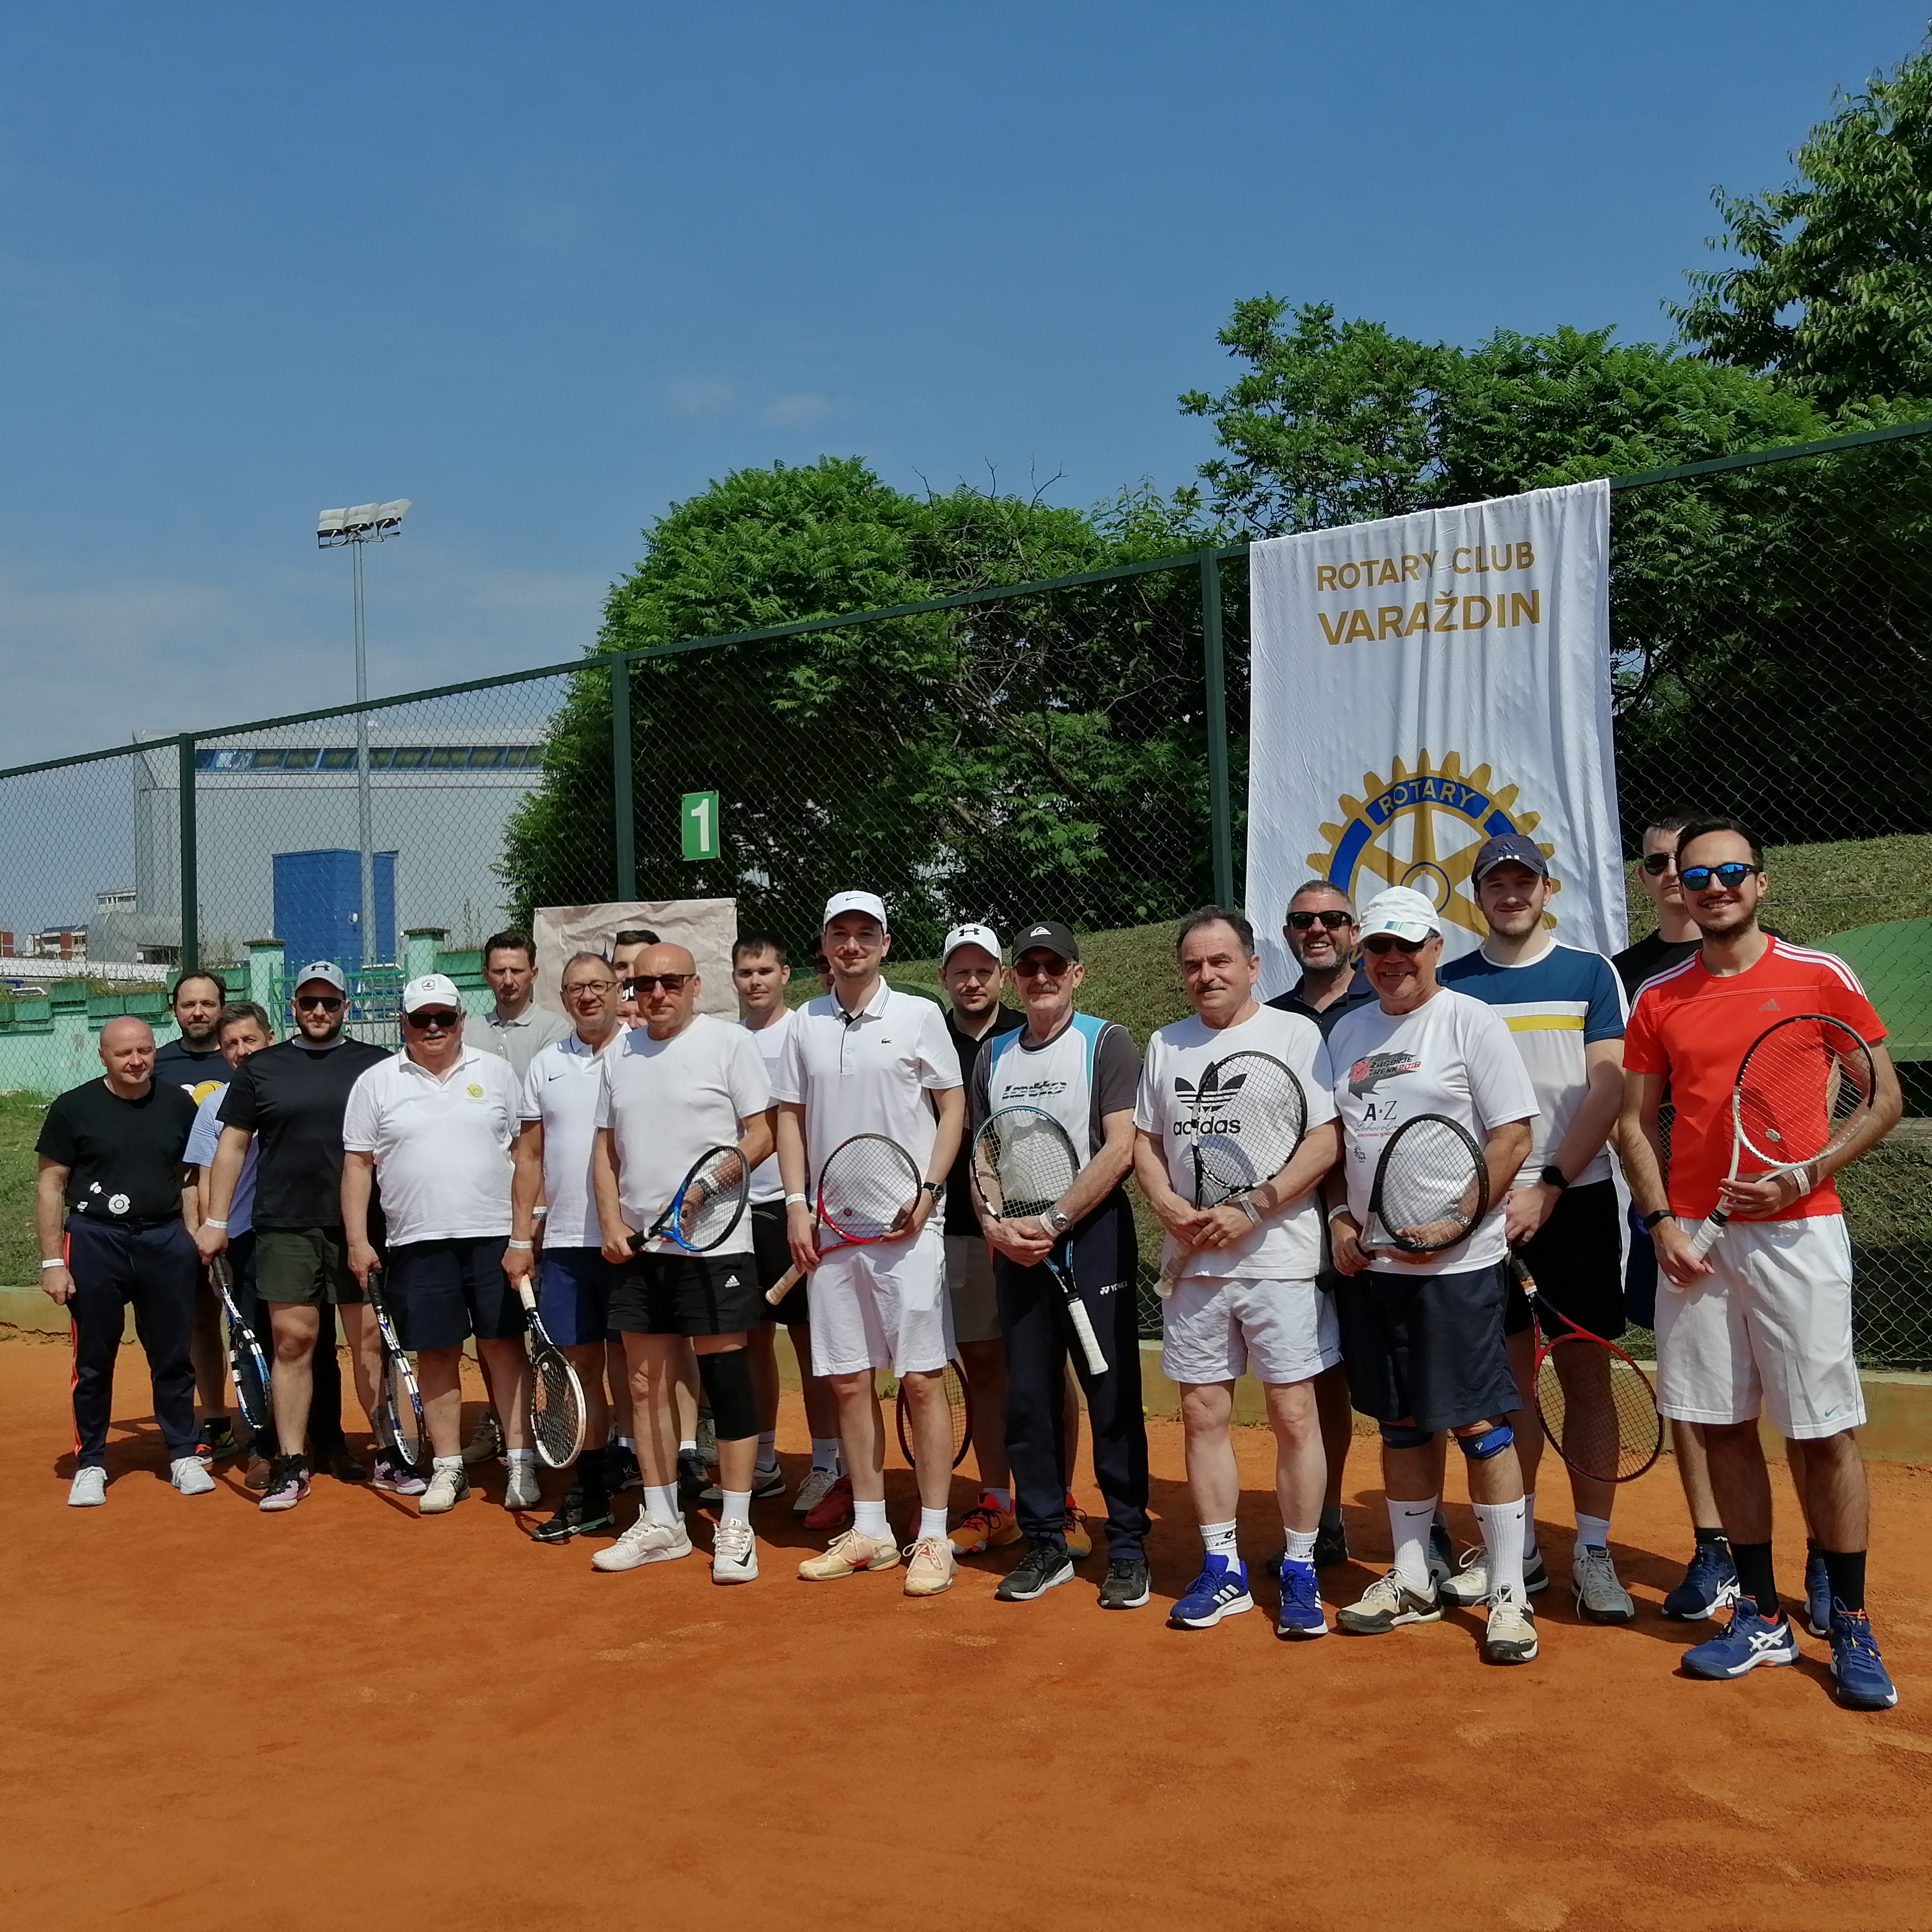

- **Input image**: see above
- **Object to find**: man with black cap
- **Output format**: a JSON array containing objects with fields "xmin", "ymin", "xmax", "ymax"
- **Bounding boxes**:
[
  {"xmin": 196, "ymin": 961, "xmax": 394, "ymax": 1511},
  {"xmin": 1442, "ymin": 833, "xmax": 1634, "ymax": 1625},
  {"xmin": 977, "ymin": 918, "xmax": 1149, "ymax": 1607}
]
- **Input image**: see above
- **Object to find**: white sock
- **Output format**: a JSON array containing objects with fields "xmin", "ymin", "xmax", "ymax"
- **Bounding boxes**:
[
  {"xmin": 617, "ymin": 1435, "xmax": 634, "ymax": 1450},
  {"xmin": 1200, "ymin": 1518, "xmax": 1239, "ymax": 1560},
  {"xmin": 678, "ymin": 1438, "xmax": 696, "ymax": 1455},
  {"xmin": 757, "ymin": 1429, "xmax": 776, "ymax": 1465},
  {"xmin": 919, "ymin": 1504, "xmax": 948, "ymax": 1542},
  {"xmin": 643, "ymin": 1484, "xmax": 679, "ymax": 1526},
  {"xmin": 810, "ymin": 1436, "xmax": 841, "ymax": 1473},
  {"xmin": 433, "ymin": 1455, "xmax": 463, "ymax": 1475},
  {"xmin": 507, "ymin": 1447, "xmax": 535, "ymax": 1467},
  {"xmin": 1475, "ymin": 1498, "xmax": 1528, "ymax": 1601},
  {"xmin": 984, "ymin": 1486, "xmax": 1013, "ymax": 1512},
  {"xmin": 1283, "ymin": 1526, "xmax": 1318, "ymax": 1565},
  {"xmin": 854, "ymin": 1496, "xmax": 890, "ymax": 1539},
  {"xmin": 1521, "ymin": 1489, "xmax": 1539, "ymax": 1558},
  {"xmin": 1388, "ymin": 1497, "xmax": 1438, "ymax": 1591},
  {"xmin": 721, "ymin": 1489, "xmax": 752, "ymax": 1527},
  {"xmin": 1575, "ymin": 1511, "xmax": 1612, "ymax": 1551}
]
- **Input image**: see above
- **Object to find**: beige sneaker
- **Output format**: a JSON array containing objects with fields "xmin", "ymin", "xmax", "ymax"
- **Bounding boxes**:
[
  {"xmin": 797, "ymin": 1526, "xmax": 901, "ymax": 1580},
  {"xmin": 591, "ymin": 1515, "xmax": 693, "ymax": 1572},
  {"xmin": 904, "ymin": 1533, "xmax": 957, "ymax": 1597}
]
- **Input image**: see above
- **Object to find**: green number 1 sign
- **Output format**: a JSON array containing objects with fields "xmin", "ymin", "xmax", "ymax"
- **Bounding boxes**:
[{"xmin": 681, "ymin": 789, "xmax": 719, "ymax": 861}]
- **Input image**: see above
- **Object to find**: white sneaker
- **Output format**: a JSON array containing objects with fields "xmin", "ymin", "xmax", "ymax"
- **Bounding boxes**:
[
  {"xmin": 170, "ymin": 1456, "xmax": 216, "ymax": 1497},
  {"xmin": 1484, "ymin": 1589, "xmax": 1539, "ymax": 1663},
  {"xmin": 712, "ymin": 1517, "xmax": 759, "ymax": 1584},
  {"xmin": 68, "ymin": 1466, "xmax": 106, "ymax": 1508},
  {"xmin": 503, "ymin": 1459, "xmax": 542, "ymax": 1510},
  {"xmin": 791, "ymin": 1467, "xmax": 841, "ymax": 1517},
  {"xmin": 419, "ymin": 1465, "xmax": 471, "ymax": 1515},
  {"xmin": 1440, "ymin": 1545, "xmax": 1551, "ymax": 1606},
  {"xmin": 591, "ymin": 1514, "xmax": 693, "ymax": 1572}
]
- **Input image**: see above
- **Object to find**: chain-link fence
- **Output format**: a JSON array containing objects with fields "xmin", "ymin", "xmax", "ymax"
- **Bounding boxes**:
[{"xmin": 3, "ymin": 425, "xmax": 1928, "ymax": 1359}]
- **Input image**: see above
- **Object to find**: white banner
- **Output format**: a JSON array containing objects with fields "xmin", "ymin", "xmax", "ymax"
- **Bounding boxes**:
[
  {"xmin": 532, "ymin": 900, "xmax": 739, "ymax": 1019},
  {"xmin": 1246, "ymin": 479, "xmax": 1622, "ymax": 994}
]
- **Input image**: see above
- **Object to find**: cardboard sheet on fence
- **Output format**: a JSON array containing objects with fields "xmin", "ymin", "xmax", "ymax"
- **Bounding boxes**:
[{"xmin": 532, "ymin": 900, "xmax": 738, "ymax": 1018}]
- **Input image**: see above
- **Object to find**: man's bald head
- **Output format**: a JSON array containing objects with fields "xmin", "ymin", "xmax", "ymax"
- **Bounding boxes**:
[
  {"xmin": 98, "ymin": 1016, "xmax": 156, "ymax": 1093},
  {"xmin": 627, "ymin": 942, "xmax": 701, "ymax": 1039},
  {"xmin": 633, "ymin": 942, "xmax": 696, "ymax": 978}
]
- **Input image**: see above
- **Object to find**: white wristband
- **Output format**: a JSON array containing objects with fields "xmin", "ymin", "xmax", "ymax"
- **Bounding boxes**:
[
  {"xmin": 204, "ymin": 1219, "xmax": 227, "ymax": 1231},
  {"xmin": 784, "ymin": 1193, "xmax": 809, "ymax": 1206},
  {"xmin": 507, "ymin": 1239, "xmax": 534, "ymax": 1251},
  {"xmin": 41, "ymin": 1258, "xmax": 65, "ymax": 1271},
  {"xmin": 1326, "ymin": 1203, "xmax": 1353, "ymax": 1223}
]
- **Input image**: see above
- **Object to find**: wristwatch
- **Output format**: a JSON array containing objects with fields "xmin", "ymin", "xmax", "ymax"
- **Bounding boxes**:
[
  {"xmin": 1640, "ymin": 1208, "xmax": 1672, "ymax": 1231},
  {"xmin": 1538, "ymin": 1165, "xmax": 1569, "ymax": 1192},
  {"xmin": 921, "ymin": 1181, "xmax": 943, "ymax": 1201},
  {"xmin": 1042, "ymin": 1207, "xmax": 1072, "ymax": 1237}
]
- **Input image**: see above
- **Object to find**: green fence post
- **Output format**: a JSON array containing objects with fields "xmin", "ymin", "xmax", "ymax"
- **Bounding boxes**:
[
  {"xmin": 178, "ymin": 734, "xmax": 198, "ymax": 972},
  {"xmin": 610, "ymin": 657, "xmax": 636, "ymax": 900},
  {"xmin": 1200, "ymin": 552, "xmax": 1235, "ymax": 907}
]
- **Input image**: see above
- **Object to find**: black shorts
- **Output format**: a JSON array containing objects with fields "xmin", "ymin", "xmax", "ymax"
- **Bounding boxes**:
[
  {"xmin": 1504, "ymin": 1179, "xmax": 1625, "ymax": 1342},
  {"xmin": 750, "ymin": 1201, "xmax": 809, "ymax": 1328},
  {"xmin": 256, "ymin": 1227, "xmax": 364, "ymax": 1307},
  {"xmin": 387, "ymin": 1237, "xmax": 526, "ymax": 1352},
  {"xmin": 1337, "ymin": 1261, "xmax": 1518, "ymax": 1433},
  {"xmin": 609, "ymin": 1250, "xmax": 765, "ymax": 1337}
]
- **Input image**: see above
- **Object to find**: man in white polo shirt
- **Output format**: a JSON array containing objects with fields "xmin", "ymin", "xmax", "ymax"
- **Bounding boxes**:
[
  {"xmin": 341, "ymin": 974, "xmax": 537, "ymax": 1516},
  {"xmin": 775, "ymin": 891, "xmax": 966, "ymax": 1596},
  {"xmin": 506, "ymin": 950, "xmax": 629, "ymax": 1544},
  {"xmin": 590, "ymin": 942, "xmax": 774, "ymax": 1583}
]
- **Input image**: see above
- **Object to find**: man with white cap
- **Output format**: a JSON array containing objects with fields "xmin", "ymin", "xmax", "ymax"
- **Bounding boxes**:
[
  {"xmin": 1317, "ymin": 886, "xmax": 1543, "ymax": 1665},
  {"xmin": 774, "ymin": 891, "xmax": 967, "ymax": 1594},
  {"xmin": 936, "ymin": 921, "xmax": 1024, "ymax": 1554},
  {"xmin": 341, "ymin": 973, "xmax": 537, "ymax": 1515},
  {"xmin": 196, "ymin": 960, "xmax": 393, "ymax": 1512}
]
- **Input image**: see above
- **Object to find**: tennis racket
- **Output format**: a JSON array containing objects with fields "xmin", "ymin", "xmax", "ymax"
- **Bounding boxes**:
[
  {"xmin": 209, "ymin": 1252, "xmax": 270, "ymax": 1437},
  {"xmin": 515, "ymin": 1279, "xmax": 587, "ymax": 1471},
  {"xmin": 1512, "ymin": 1256, "xmax": 1661, "ymax": 1483},
  {"xmin": 765, "ymin": 1133, "xmax": 925, "ymax": 1304},
  {"xmin": 970, "ymin": 1107, "xmax": 1107, "ymax": 1377},
  {"xmin": 629, "ymin": 1144, "xmax": 751, "ymax": 1257},
  {"xmin": 1156, "ymin": 1050, "xmax": 1308, "ymax": 1297},
  {"xmin": 365, "ymin": 1266, "xmax": 424, "ymax": 1471},
  {"xmin": 1686, "ymin": 1012, "xmax": 1877, "ymax": 1261},
  {"xmin": 1364, "ymin": 1113, "xmax": 1491, "ymax": 1254},
  {"xmin": 895, "ymin": 1360, "xmax": 972, "ymax": 1471}
]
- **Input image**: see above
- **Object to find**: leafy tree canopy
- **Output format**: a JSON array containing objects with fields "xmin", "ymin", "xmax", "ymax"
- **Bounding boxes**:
[{"xmin": 1671, "ymin": 35, "xmax": 1932, "ymax": 406}]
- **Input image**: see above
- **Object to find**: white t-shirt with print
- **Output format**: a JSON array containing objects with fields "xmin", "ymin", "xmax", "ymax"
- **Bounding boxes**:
[
  {"xmin": 519, "ymin": 1027, "xmax": 626, "ymax": 1249},
  {"xmin": 595, "ymin": 1013, "xmax": 771, "ymax": 1256},
  {"xmin": 1315, "ymin": 987, "xmax": 1539, "ymax": 1276},
  {"xmin": 1134, "ymin": 1003, "xmax": 1335, "ymax": 1283}
]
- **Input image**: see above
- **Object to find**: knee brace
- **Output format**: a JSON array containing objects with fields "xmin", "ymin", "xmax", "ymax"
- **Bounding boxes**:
[
  {"xmin": 695, "ymin": 1346, "xmax": 758, "ymax": 1441},
  {"xmin": 1457, "ymin": 1422, "xmax": 1514, "ymax": 1462},
  {"xmin": 1379, "ymin": 1422, "xmax": 1436, "ymax": 1451}
]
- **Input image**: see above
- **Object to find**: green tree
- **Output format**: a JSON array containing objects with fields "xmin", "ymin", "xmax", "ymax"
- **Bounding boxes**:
[
  {"xmin": 499, "ymin": 458, "xmax": 1218, "ymax": 952},
  {"xmin": 1672, "ymin": 37, "xmax": 1932, "ymax": 405}
]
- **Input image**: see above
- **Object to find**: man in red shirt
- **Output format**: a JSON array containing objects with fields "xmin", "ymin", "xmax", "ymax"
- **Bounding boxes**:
[{"xmin": 1621, "ymin": 817, "xmax": 1902, "ymax": 1709}]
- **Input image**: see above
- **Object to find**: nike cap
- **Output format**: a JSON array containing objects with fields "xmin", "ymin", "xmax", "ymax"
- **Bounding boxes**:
[
  {"xmin": 401, "ymin": 973, "xmax": 465, "ymax": 1014},
  {"xmin": 1013, "ymin": 919, "xmax": 1080, "ymax": 963},
  {"xmin": 1357, "ymin": 887, "xmax": 1441, "ymax": 943},
  {"xmin": 291, "ymin": 960, "xmax": 348, "ymax": 994},
  {"xmin": 1471, "ymin": 832, "xmax": 1550, "ymax": 883},
  {"xmin": 822, "ymin": 891, "xmax": 888, "ymax": 931},
  {"xmin": 941, "ymin": 922, "xmax": 1003, "ymax": 965}
]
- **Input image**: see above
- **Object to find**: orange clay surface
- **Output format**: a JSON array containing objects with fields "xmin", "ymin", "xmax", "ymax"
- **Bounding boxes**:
[{"xmin": 3, "ymin": 1332, "xmax": 1931, "ymax": 1932}]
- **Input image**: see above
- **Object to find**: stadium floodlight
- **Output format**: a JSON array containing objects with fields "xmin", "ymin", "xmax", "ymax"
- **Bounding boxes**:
[{"xmin": 315, "ymin": 495, "xmax": 412, "ymax": 975}]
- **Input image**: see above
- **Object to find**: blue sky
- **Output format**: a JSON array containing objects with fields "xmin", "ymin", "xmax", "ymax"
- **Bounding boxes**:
[{"xmin": 1, "ymin": 2, "xmax": 1924, "ymax": 766}]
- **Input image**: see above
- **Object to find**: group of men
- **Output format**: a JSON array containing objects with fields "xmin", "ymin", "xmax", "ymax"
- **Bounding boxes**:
[{"xmin": 33, "ymin": 814, "xmax": 1901, "ymax": 1709}]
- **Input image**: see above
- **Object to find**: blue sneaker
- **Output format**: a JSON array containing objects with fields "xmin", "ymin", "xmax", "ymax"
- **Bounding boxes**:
[
  {"xmin": 1275, "ymin": 1559, "xmax": 1327, "ymax": 1640},
  {"xmin": 1828, "ymin": 1606, "xmax": 1899, "ymax": 1710},
  {"xmin": 1170, "ymin": 1555, "xmax": 1252, "ymax": 1629},
  {"xmin": 1662, "ymin": 1541, "xmax": 1740, "ymax": 1622},
  {"xmin": 1682, "ymin": 1606, "xmax": 1799, "ymax": 1679},
  {"xmin": 1803, "ymin": 1550, "xmax": 1833, "ymax": 1639}
]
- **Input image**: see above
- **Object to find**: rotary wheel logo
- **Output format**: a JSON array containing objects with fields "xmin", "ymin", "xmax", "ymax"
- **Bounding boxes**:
[{"xmin": 1306, "ymin": 750, "xmax": 1556, "ymax": 940}]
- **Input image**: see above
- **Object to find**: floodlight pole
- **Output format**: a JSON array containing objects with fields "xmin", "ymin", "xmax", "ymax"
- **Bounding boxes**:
[{"xmin": 351, "ymin": 538, "xmax": 375, "ymax": 974}]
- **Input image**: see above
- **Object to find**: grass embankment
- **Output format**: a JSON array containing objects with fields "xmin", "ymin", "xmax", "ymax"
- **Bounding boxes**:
[{"xmin": 0, "ymin": 1093, "xmax": 45, "ymax": 1287}]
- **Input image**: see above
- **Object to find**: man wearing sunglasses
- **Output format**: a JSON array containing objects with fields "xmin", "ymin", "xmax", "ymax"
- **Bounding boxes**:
[
  {"xmin": 196, "ymin": 962, "xmax": 394, "ymax": 1510},
  {"xmin": 342, "ymin": 974, "xmax": 537, "ymax": 1516},
  {"xmin": 1317, "ymin": 887, "xmax": 1542, "ymax": 1665},
  {"xmin": 1622, "ymin": 818, "xmax": 1902, "ymax": 1708}
]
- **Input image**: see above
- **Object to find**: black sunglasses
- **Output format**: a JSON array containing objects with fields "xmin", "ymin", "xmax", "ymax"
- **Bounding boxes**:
[
  {"xmin": 1286, "ymin": 909, "xmax": 1353, "ymax": 931},
  {"xmin": 1679, "ymin": 862, "xmax": 1761, "ymax": 893},
  {"xmin": 1362, "ymin": 934, "xmax": 1427, "ymax": 955},
  {"xmin": 404, "ymin": 1008, "xmax": 463, "ymax": 1030},
  {"xmin": 625, "ymin": 973, "xmax": 690, "ymax": 994},
  {"xmin": 1640, "ymin": 851, "xmax": 1676, "ymax": 876},
  {"xmin": 294, "ymin": 994, "xmax": 344, "ymax": 1012}
]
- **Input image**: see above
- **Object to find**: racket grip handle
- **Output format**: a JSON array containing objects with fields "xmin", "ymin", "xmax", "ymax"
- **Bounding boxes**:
[
  {"xmin": 1686, "ymin": 1213, "xmax": 1724, "ymax": 1261},
  {"xmin": 765, "ymin": 1263, "xmax": 803, "ymax": 1305},
  {"xmin": 1154, "ymin": 1256, "xmax": 1179, "ymax": 1301},
  {"xmin": 1068, "ymin": 1303, "xmax": 1109, "ymax": 1378},
  {"xmin": 515, "ymin": 1281, "xmax": 537, "ymax": 1312}
]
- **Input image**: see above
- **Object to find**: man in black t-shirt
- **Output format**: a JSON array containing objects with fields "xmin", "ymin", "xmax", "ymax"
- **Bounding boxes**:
[
  {"xmin": 197, "ymin": 961, "xmax": 395, "ymax": 1511},
  {"xmin": 153, "ymin": 970, "xmax": 229, "ymax": 1093},
  {"xmin": 36, "ymin": 1017, "xmax": 207, "ymax": 1507},
  {"xmin": 935, "ymin": 924, "xmax": 1025, "ymax": 1555}
]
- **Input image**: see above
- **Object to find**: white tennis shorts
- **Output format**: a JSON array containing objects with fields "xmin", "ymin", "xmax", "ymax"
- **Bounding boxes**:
[
  {"xmin": 1655, "ymin": 1214, "xmax": 1866, "ymax": 1440},
  {"xmin": 1161, "ymin": 1275, "xmax": 1340, "ymax": 1387},
  {"xmin": 808, "ymin": 1225, "xmax": 953, "ymax": 1379}
]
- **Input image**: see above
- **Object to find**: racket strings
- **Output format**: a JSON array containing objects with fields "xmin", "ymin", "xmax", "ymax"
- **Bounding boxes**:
[
  {"xmin": 385, "ymin": 1359, "xmax": 423, "ymax": 1465},
  {"xmin": 530, "ymin": 1350, "xmax": 584, "ymax": 1466},
  {"xmin": 1535, "ymin": 1337, "xmax": 1661, "ymax": 1484},
  {"xmin": 1376, "ymin": 1121, "xmax": 1485, "ymax": 1235},
  {"xmin": 980, "ymin": 1115, "xmax": 1080, "ymax": 1219},
  {"xmin": 678, "ymin": 1148, "xmax": 748, "ymax": 1248},
  {"xmin": 1736, "ymin": 1019, "xmax": 1874, "ymax": 1166},
  {"xmin": 1190, "ymin": 1053, "xmax": 1305, "ymax": 1203},
  {"xmin": 821, "ymin": 1139, "xmax": 923, "ymax": 1239}
]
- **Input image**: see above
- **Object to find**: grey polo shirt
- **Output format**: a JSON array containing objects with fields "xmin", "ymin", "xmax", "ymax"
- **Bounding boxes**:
[{"xmin": 469, "ymin": 1002, "xmax": 573, "ymax": 1083}]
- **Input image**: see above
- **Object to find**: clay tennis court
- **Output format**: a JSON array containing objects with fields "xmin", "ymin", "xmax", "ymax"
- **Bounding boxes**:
[{"xmin": 5, "ymin": 1333, "xmax": 1928, "ymax": 1932}]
